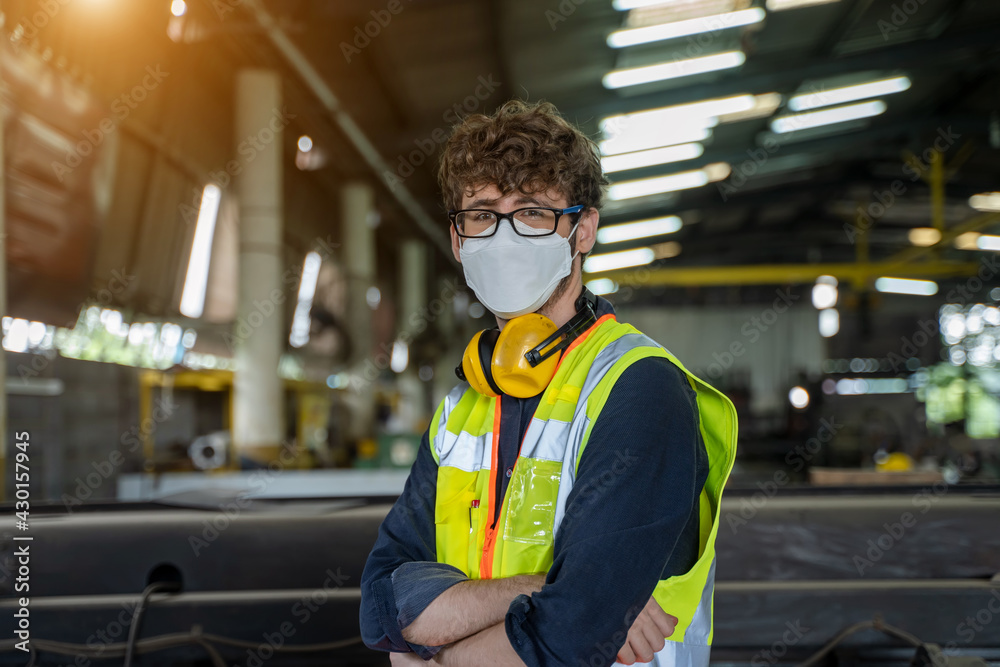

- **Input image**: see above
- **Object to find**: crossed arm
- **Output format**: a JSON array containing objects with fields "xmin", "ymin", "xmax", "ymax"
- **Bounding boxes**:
[
  {"xmin": 401, "ymin": 574, "xmax": 546, "ymax": 647},
  {"xmin": 395, "ymin": 582, "xmax": 677, "ymax": 666},
  {"xmin": 395, "ymin": 575, "xmax": 545, "ymax": 666}
]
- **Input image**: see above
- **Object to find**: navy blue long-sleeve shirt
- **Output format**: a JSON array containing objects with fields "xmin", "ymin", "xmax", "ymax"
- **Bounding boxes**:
[{"xmin": 359, "ymin": 300, "xmax": 709, "ymax": 666}]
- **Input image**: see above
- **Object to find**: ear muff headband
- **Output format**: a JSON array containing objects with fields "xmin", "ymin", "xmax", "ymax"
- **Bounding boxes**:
[{"xmin": 478, "ymin": 329, "xmax": 502, "ymax": 396}]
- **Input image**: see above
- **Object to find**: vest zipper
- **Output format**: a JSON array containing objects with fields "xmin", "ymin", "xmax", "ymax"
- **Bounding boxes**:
[{"xmin": 480, "ymin": 395, "xmax": 503, "ymax": 579}]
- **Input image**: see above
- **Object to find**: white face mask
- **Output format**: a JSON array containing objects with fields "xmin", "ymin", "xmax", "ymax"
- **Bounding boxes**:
[{"xmin": 459, "ymin": 217, "xmax": 579, "ymax": 320}]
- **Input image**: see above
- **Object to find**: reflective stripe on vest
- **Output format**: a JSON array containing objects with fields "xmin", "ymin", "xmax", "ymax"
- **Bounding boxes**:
[{"xmin": 428, "ymin": 316, "xmax": 737, "ymax": 660}]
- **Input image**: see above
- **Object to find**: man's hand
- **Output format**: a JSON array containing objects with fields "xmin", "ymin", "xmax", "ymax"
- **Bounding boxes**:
[
  {"xmin": 616, "ymin": 597, "xmax": 677, "ymax": 665},
  {"xmin": 390, "ymin": 651, "xmax": 428, "ymax": 666}
]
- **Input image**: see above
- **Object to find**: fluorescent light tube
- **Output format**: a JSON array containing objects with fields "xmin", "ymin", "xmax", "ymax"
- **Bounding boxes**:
[
  {"xmin": 908, "ymin": 227, "xmax": 941, "ymax": 247},
  {"xmin": 603, "ymin": 51, "xmax": 746, "ymax": 89},
  {"xmin": 716, "ymin": 93, "xmax": 783, "ymax": 122},
  {"xmin": 608, "ymin": 8, "xmax": 765, "ymax": 48},
  {"xmin": 584, "ymin": 248, "xmax": 656, "ymax": 273},
  {"xmin": 600, "ymin": 94, "xmax": 762, "ymax": 154},
  {"xmin": 607, "ymin": 169, "xmax": 709, "ymax": 201},
  {"xmin": 601, "ymin": 143, "xmax": 704, "ymax": 173},
  {"xmin": 290, "ymin": 251, "xmax": 322, "ymax": 348},
  {"xmin": 651, "ymin": 241, "xmax": 682, "ymax": 259},
  {"xmin": 390, "ymin": 340, "xmax": 409, "ymax": 373},
  {"xmin": 875, "ymin": 277, "xmax": 938, "ymax": 296},
  {"xmin": 819, "ymin": 308, "xmax": 840, "ymax": 337},
  {"xmin": 789, "ymin": 76, "xmax": 910, "ymax": 111},
  {"xmin": 770, "ymin": 100, "xmax": 886, "ymax": 134},
  {"xmin": 602, "ymin": 94, "xmax": 755, "ymax": 132},
  {"xmin": 836, "ymin": 377, "xmax": 908, "ymax": 395},
  {"xmin": 601, "ymin": 127, "xmax": 711, "ymax": 157},
  {"xmin": 180, "ymin": 184, "xmax": 222, "ymax": 319},
  {"xmin": 586, "ymin": 278, "xmax": 619, "ymax": 295},
  {"xmin": 613, "ymin": 0, "xmax": 738, "ymax": 9},
  {"xmin": 954, "ymin": 232, "xmax": 981, "ymax": 250},
  {"xmin": 767, "ymin": 0, "xmax": 840, "ymax": 10},
  {"xmin": 297, "ymin": 252, "xmax": 322, "ymax": 303},
  {"xmin": 702, "ymin": 162, "xmax": 731, "ymax": 181},
  {"xmin": 969, "ymin": 192, "xmax": 1000, "ymax": 212},
  {"xmin": 979, "ymin": 235, "xmax": 1000, "ymax": 252},
  {"xmin": 597, "ymin": 216, "xmax": 683, "ymax": 244}
]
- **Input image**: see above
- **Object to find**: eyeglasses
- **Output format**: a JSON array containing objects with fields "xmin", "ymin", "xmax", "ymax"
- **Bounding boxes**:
[{"xmin": 448, "ymin": 205, "xmax": 585, "ymax": 238}]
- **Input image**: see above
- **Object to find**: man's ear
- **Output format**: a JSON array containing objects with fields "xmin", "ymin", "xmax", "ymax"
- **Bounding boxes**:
[
  {"xmin": 450, "ymin": 225, "xmax": 462, "ymax": 263},
  {"xmin": 576, "ymin": 207, "xmax": 599, "ymax": 255}
]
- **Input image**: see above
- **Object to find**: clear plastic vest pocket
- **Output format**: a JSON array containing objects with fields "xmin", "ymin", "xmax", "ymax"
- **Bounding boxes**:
[{"xmin": 502, "ymin": 458, "xmax": 561, "ymax": 545}]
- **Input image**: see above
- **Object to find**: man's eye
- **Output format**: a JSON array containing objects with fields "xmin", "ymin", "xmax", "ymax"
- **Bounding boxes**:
[
  {"xmin": 522, "ymin": 209, "xmax": 543, "ymax": 218},
  {"xmin": 473, "ymin": 213, "xmax": 494, "ymax": 222}
]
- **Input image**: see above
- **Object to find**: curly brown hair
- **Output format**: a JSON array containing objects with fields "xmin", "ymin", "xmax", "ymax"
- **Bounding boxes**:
[{"xmin": 437, "ymin": 99, "xmax": 608, "ymax": 213}]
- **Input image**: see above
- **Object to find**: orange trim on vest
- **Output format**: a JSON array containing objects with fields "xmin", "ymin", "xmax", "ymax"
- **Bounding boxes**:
[
  {"xmin": 480, "ymin": 395, "xmax": 503, "ymax": 579},
  {"xmin": 553, "ymin": 313, "xmax": 616, "ymax": 375}
]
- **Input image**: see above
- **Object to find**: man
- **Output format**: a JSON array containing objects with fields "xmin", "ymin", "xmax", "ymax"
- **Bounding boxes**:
[{"xmin": 360, "ymin": 100, "xmax": 738, "ymax": 666}]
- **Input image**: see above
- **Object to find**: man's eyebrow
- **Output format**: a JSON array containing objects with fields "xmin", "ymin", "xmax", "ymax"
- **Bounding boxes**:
[{"xmin": 465, "ymin": 195, "xmax": 550, "ymax": 209}]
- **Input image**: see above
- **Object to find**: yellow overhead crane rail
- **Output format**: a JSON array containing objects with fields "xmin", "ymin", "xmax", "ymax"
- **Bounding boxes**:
[{"xmin": 588, "ymin": 259, "xmax": 985, "ymax": 289}]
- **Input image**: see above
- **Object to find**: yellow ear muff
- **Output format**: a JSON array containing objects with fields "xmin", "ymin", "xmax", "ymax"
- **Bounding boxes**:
[
  {"xmin": 491, "ymin": 313, "xmax": 561, "ymax": 398},
  {"xmin": 460, "ymin": 329, "xmax": 502, "ymax": 398}
]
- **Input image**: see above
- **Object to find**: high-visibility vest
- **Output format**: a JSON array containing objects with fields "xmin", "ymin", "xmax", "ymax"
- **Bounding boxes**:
[{"xmin": 429, "ymin": 314, "xmax": 738, "ymax": 663}]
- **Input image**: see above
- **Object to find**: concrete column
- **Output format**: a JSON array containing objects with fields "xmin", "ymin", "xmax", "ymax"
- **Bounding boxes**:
[
  {"xmin": 233, "ymin": 70, "xmax": 284, "ymax": 464},
  {"xmin": 395, "ymin": 241, "xmax": 427, "ymax": 431},
  {"xmin": 342, "ymin": 181, "xmax": 377, "ymax": 441},
  {"xmin": 401, "ymin": 241, "xmax": 427, "ymax": 324},
  {"xmin": 0, "ymin": 36, "xmax": 6, "ymax": 500},
  {"xmin": 343, "ymin": 181, "xmax": 376, "ymax": 361}
]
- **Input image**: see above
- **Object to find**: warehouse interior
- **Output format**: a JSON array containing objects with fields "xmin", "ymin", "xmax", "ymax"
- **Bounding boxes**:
[{"xmin": 0, "ymin": 0, "xmax": 999, "ymax": 664}]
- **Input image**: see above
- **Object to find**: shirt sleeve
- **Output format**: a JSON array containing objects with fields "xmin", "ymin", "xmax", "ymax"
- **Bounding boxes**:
[
  {"xmin": 504, "ymin": 355, "xmax": 709, "ymax": 667},
  {"xmin": 359, "ymin": 428, "xmax": 468, "ymax": 658}
]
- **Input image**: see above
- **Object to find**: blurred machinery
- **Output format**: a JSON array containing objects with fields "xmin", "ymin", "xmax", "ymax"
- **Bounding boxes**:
[
  {"xmin": 188, "ymin": 431, "xmax": 228, "ymax": 471},
  {"xmin": 137, "ymin": 368, "xmax": 336, "ymax": 473},
  {"xmin": 1, "ymin": 486, "xmax": 998, "ymax": 666}
]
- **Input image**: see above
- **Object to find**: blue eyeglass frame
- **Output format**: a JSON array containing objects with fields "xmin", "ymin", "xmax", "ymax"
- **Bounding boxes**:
[{"xmin": 448, "ymin": 204, "xmax": 586, "ymax": 238}]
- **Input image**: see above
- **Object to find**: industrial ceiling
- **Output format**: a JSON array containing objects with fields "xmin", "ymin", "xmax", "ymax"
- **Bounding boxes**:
[{"xmin": 4, "ymin": 0, "xmax": 1000, "ymax": 325}]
